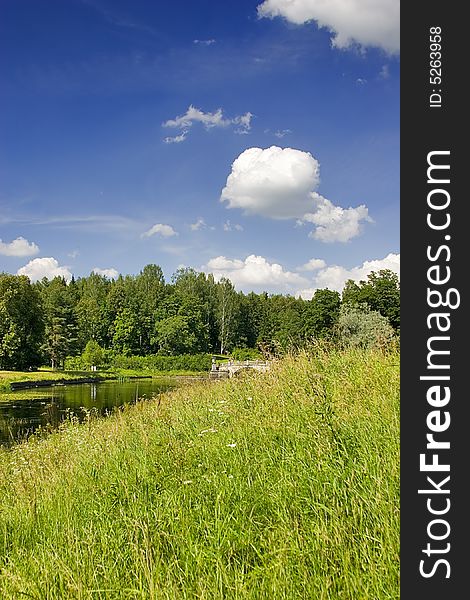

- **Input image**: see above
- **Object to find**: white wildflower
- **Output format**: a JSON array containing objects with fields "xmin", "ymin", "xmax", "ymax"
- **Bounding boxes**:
[
  {"xmin": 198, "ymin": 428, "xmax": 218, "ymax": 436},
  {"xmin": 227, "ymin": 443, "xmax": 237, "ymax": 448}
]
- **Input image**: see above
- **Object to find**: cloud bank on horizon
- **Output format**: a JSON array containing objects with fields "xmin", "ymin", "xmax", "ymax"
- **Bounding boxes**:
[{"xmin": 204, "ymin": 251, "xmax": 400, "ymax": 297}]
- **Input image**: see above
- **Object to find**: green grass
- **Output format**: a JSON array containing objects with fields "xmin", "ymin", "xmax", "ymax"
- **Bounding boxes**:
[{"xmin": 0, "ymin": 347, "xmax": 399, "ymax": 599}]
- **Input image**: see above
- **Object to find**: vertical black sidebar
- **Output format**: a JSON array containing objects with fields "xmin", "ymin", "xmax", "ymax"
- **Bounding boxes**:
[{"xmin": 401, "ymin": 3, "xmax": 467, "ymax": 599}]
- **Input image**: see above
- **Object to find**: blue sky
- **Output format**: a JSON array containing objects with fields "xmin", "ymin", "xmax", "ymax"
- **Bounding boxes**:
[{"xmin": 0, "ymin": 0, "xmax": 400, "ymax": 297}]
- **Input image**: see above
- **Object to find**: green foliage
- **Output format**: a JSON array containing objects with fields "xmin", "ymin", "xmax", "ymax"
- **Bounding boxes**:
[
  {"xmin": 111, "ymin": 308, "xmax": 141, "ymax": 356},
  {"xmin": 111, "ymin": 352, "xmax": 212, "ymax": 372},
  {"xmin": 342, "ymin": 269, "xmax": 400, "ymax": 330},
  {"xmin": 304, "ymin": 288, "xmax": 341, "ymax": 338},
  {"xmin": 334, "ymin": 303, "xmax": 396, "ymax": 349},
  {"xmin": 231, "ymin": 347, "xmax": 264, "ymax": 361},
  {"xmin": 0, "ymin": 274, "xmax": 44, "ymax": 370},
  {"xmin": 1, "ymin": 266, "xmax": 400, "ymax": 369},
  {"xmin": 81, "ymin": 340, "xmax": 105, "ymax": 369}
]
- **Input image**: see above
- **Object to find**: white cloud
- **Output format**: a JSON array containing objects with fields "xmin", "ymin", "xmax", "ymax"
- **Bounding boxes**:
[
  {"xmin": 379, "ymin": 64, "xmax": 390, "ymax": 79},
  {"xmin": 163, "ymin": 105, "xmax": 231, "ymax": 129},
  {"xmin": 314, "ymin": 252, "xmax": 400, "ymax": 292},
  {"xmin": 221, "ymin": 146, "xmax": 320, "ymax": 219},
  {"xmin": 257, "ymin": 0, "xmax": 400, "ymax": 54},
  {"xmin": 68, "ymin": 249, "xmax": 80, "ymax": 259},
  {"xmin": 356, "ymin": 77, "xmax": 367, "ymax": 85},
  {"xmin": 223, "ymin": 220, "xmax": 243, "ymax": 232},
  {"xmin": 193, "ymin": 39, "xmax": 216, "ymax": 45},
  {"xmin": 92, "ymin": 267, "xmax": 119, "ymax": 279},
  {"xmin": 203, "ymin": 252, "xmax": 399, "ymax": 297},
  {"xmin": 162, "ymin": 105, "xmax": 253, "ymax": 141},
  {"xmin": 274, "ymin": 129, "xmax": 292, "ymax": 138},
  {"xmin": 233, "ymin": 112, "xmax": 254, "ymax": 134},
  {"xmin": 190, "ymin": 218, "xmax": 207, "ymax": 231},
  {"xmin": 17, "ymin": 257, "xmax": 72, "ymax": 282},
  {"xmin": 303, "ymin": 193, "xmax": 371, "ymax": 243},
  {"xmin": 221, "ymin": 146, "xmax": 370, "ymax": 241},
  {"xmin": 141, "ymin": 223, "xmax": 178, "ymax": 238},
  {"xmin": 164, "ymin": 130, "xmax": 189, "ymax": 144},
  {"xmin": 0, "ymin": 236, "xmax": 39, "ymax": 257},
  {"xmin": 297, "ymin": 258, "xmax": 326, "ymax": 271},
  {"xmin": 204, "ymin": 254, "xmax": 308, "ymax": 292}
]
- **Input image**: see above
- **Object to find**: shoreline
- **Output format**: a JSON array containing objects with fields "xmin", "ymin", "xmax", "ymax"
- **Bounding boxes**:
[{"xmin": 4, "ymin": 372, "xmax": 209, "ymax": 392}]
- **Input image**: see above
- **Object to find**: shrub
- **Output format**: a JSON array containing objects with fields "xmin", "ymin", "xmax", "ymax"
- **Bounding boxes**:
[
  {"xmin": 231, "ymin": 347, "xmax": 264, "ymax": 361},
  {"xmin": 111, "ymin": 353, "xmax": 212, "ymax": 372},
  {"xmin": 334, "ymin": 303, "xmax": 395, "ymax": 350}
]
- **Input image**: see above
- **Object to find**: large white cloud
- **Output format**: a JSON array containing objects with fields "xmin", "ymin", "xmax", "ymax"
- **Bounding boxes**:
[
  {"xmin": 205, "ymin": 254, "xmax": 309, "ymax": 292},
  {"xmin": 17, "ymin": 257, "xmax": 72, "ymax": 282},
  {"xmin": 141, "ymin": 223, "xmax": 178, "ymax": 238},
  {"xmin": 297, "ymin": 252, "xmax": 400, "ymax": 298},
  {"xmin": 221, "ymin": 146, "xmax": 319, "ymax": 219},
  {"xmin": 257, "ymin": 0, "xmax": 400, "ymax": 54},
  {"xmin": 0, "ymin": 236, "xmax": 39, "ymax": 257},
  {"xmin": 220, "ymin": 146, "xmax": 370, "ymax": 241}
]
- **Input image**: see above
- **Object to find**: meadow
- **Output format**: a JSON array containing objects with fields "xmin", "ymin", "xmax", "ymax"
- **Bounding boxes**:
[{"xmin": 0, "ymin": 346, "xmax": 399, "ymax": 599}]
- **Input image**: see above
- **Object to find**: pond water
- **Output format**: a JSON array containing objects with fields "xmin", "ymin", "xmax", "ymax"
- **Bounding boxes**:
[{"xmin": 0, "ymin": 378, "xmax": 191, "ymax": 446}]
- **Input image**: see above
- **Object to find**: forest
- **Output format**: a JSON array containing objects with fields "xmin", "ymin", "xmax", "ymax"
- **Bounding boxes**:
[{"xmin": 0, "ymin": 265, "xmax": 400, "ymax": 371}]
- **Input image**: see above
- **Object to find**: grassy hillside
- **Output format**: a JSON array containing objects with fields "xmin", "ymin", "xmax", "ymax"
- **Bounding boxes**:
[{"xmin": 0, "ymin": 347, "xmax": 399, "ymax": 599}]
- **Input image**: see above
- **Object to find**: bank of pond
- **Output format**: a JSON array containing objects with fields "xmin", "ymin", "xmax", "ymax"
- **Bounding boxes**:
[{"xmin": 0, "ymin": 376, "xmax": 201, "ymax": 446}]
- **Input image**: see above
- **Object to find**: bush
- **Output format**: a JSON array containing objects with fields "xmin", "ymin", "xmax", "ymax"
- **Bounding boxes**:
[
  {"xmin": 334, "ymin": 303, "xmax": 395, "ymax": 350},
  {"xmin": 111, "ymin": 353, "xmax": 212, "ymax": 372},
  {"xmin": 231, "ymin": 347, "xmax": 263, "ymax": 361},
  {"xmin": 63, "ymin": 355, "xmax": 85, "ymax": 371}
]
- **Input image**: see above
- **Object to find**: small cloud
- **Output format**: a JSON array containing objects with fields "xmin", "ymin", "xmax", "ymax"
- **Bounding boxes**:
[
  {"xmin": 193, "ymin": 39, "xmax": 216, "ymax": 45},
  {"xmin": 190, "ymin": 218, "xmax": 207, "ymax": 231},
  {"xmin": 379, "ymin": 64, "xmax": 390, "ymax": 79},
  {"xmin": 233, "ymin": 112, "xmax": 253, "ymax": 135},
  {"xmin": 356, "ymin": 78, "xmax": 367, "ymax": 85},
  {"xmin": 0, "ymin": 236, "xmax": 39, "ymax": 257},
  {"xmin": 296, "ymin": 258, "xmax": 327, "ymax": 272},
  {"xmin": 141, "ymin": 223, "xmax": 178, "ymax": 238},
  {"xmin": 303, "ymin": 193, "xmax": 372, "ymax": 243},
  {"xmin": 274, "ymin": 129, "xmax": 292, "ymax": 138},
  {"xmin": 223, "ymin": 220, "xmax": 243, "ymax": 232},
  {"xmin": 17, "ymin": 257, "xmax": 72, "ymax": 282},
  {"xmin": 164, "ymin": 130, "xmax": 189, "ymax": 144},
  {"xmin": 163, "ymin": 106, "xmax": 253, "ymax": 142},
  {"xmin": 92, "ymin": 267, "xmax": 119, "ymax": 279},
  {"xmin": 68, "ymin": 249, "xmax": 80, "ymax": 259}
]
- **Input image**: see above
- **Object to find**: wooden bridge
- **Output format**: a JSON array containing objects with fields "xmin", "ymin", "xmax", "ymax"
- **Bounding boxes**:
[{"xmin": 209, "ymin": 359, "xmax": 270, "ymax": 379}]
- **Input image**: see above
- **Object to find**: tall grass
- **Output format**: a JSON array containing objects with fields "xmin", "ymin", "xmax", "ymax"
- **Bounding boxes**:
[{"xmin": 0, "ymin": 347, "xmax": 399, "ymax": 599}]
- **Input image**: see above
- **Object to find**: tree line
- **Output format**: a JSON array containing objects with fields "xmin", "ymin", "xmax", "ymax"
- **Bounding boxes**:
[{"xmin": 0, "ymin": 265, "xmax": 400, "ymax": 370}]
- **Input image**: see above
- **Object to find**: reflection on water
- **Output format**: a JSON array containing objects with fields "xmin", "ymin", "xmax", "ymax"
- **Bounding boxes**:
[{"xmin": 0, "ymin": 378, "xmax": 179, "ymax": 446}]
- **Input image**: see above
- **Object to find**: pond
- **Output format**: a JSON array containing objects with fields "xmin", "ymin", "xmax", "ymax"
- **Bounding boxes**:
[{"xmin": 0, "ymin": 377, "xmax": 193, "ymax": 446}]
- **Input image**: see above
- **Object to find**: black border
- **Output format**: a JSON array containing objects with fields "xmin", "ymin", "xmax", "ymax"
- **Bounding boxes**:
[{"xmin": 401, "ymin": 4, "xmax": 467, "ymax": 597}]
